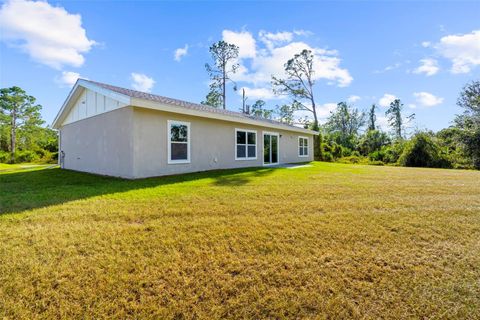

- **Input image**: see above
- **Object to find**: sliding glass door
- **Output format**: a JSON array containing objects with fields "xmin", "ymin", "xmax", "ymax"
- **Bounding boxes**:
[{"xmin": 263, "ymin": 133, "xmax": 279, "ymax": 165}]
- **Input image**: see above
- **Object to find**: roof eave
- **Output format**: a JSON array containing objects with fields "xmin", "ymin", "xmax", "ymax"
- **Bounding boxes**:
[{"xmin": 131, "ymin": 97, "xmax": 317, "ymax": 135}]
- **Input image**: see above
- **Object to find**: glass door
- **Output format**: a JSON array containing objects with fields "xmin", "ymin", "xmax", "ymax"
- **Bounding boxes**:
[{"xmin": 263, "ymin": 133, "xmax": 279, "ymax": 165}]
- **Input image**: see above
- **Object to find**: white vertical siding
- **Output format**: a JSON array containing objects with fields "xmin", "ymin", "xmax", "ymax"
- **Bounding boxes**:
[{"xmin": 62, "ymin": 88, "xmax": 127, "ymax": 126}]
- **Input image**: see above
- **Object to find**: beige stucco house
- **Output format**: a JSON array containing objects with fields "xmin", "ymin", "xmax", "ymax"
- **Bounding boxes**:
[{"xmin": 52, "ymin": 79, "xmax": 315, "ymax": 179}]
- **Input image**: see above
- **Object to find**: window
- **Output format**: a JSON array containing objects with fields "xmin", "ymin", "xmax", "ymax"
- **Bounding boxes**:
[
  {"xmin": 168, "ymin": 120, "xmax": 190, "ymax": 164},
  {"xmin": 299, "ymin": 136, "xmax": 309, "ymax": 157},
  {"xmin": 235, "ymin": 129, "xmax": 257, "ymax": 160}
]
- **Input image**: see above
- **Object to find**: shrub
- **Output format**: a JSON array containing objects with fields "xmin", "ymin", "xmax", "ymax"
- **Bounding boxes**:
[
  {"xmin": 323, "ymin": 152, "xmax": 334, "ymax": 162},
  {"xmin": 358, "ymin": 130, "xmax": 391, "ymax": 156},
  {"xmin": 0, "ymin": 151, "xmax": 9, "ymax": 163},
  {"xmin": 368, "ymin": 160, "xmax": 385, "ymax": 166},
  {"xmin": 332, "ymin": 143, "xmax": 344, "ymax": 159},
  {"xmin": 313, "ymin": 133, "xmax": 324, "ymax": 161},
  {"xmin": 34, "ymin": 148, "xmax": 47, "ymax": 159},
  {"xmin": 338, "ymin": 156, "xmax": 361, "ymax": 164},
  {"xmin": 398, "ymin": 133, "xmax": 452, "ymax": 168},
  {"xmin": 382, "ymin": 142, "xmax": 405, "ymax": 164},
  {"xmin": 322, "ymin": 142, "xmax": 332, "ymax": 153},
  {"xmin": 14, "ymin": 150, "xmax": 38, "ymax": 163},
  {"xmin": 342, "ymin": 148, "xmax": 353, "ymax": 157},
  {"xmin": 368, "ymin": 150, "xmax": 386, "ymax": 162}
]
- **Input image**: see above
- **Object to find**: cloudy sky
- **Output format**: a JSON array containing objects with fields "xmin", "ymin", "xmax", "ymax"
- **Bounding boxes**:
[{"xmin": 0, "ymin": 0, "xmax": 479, "ymax": 131}]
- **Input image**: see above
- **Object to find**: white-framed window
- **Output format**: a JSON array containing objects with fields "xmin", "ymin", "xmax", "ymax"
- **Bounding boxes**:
[
  {"xmin": 235, "ymin": 128, "xmax": 257, "ymax": 160},
  {"xmin": 298, "ymin": 136, "xmax": 309, "ymax": 157},
  {"xmin": 168, "ymin": 120, "xmax": 190, "ymax": 164}
]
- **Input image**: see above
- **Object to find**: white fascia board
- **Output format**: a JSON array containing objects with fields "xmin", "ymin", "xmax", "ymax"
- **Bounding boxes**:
[
  {"xmin": 79, "ymin": 80, "xmax": 131, "ymax": 105},
  {"xmin": 131, "ymin": 97, "xmax": 317, "ymax": 135},
  {"xmin": 52, "ymin": 81, "xmax": 82, "ymax": 129}
]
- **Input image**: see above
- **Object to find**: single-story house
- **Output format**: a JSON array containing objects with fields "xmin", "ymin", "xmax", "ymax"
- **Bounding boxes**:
[{"xmin": 52, "ymin": 79, "xmax": 316, "ymax": 179}]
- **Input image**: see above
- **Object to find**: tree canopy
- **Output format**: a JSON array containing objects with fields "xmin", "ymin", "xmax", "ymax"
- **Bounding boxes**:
[
  {"xmin": 454, "ymin": 80, "xmax": 480, "ymax": 168},
  {"xmin": 272, "ymin": 49, "xmax": 320, "ymax": 130},
  {"xmin": 0, "ymin": 86, "xmax": 57, "ymax": 163},
  {"xmin": 203, "ymin": 41, "xmax": 239, "ymax": 109}
]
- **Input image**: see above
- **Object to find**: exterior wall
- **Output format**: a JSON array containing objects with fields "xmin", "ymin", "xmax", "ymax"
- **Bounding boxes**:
[
  {"xmin": 60, "ymin": 107, "xmax": 135, "ymax": 178},
  {"xmin": 62, "ymin": 88, "xmax": 127, "ymax": 126},
  {"xmin": 132, "ymin": 107, "xmax": 313, "ymax": 178}
]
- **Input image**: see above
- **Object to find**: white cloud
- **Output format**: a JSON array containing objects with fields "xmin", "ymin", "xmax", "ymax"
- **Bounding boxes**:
[
  {"xmin": 292, "ymin": 102, "xmax": 337, "ymax": 124},
  {"xmin": 378, "ymin": 93, "xmax": 397, "ymax": 107},
  {"xmin": 317, "ymin": 103, "xmax": 338, "ymax": 118},
  {"xmin": 55, "ymin": 71, "xmax": 84, "ymax": 87},
  {"xmin": 376, "ymin": 115, "xmax": 390, "ymax": 131},
  {"xmin": 421, "ymin": 41, "xmax": 431, "ymax": 48},
  {"xmin": 238, "ymin": 86, "xmax": 276, "ymax": 100},
  {"xmin": 259, "ymin": 30, "xmax": 293, "ymax": 49},
  {"xmin": 0, "ymin": 0, "xmax": 95, "ymax": 69},
  {"xmin": 219, "ymin": 29, "xmax": 352, "ymax": 109},
  {"xmin": 436, "ymin": 30, "xmax": 480, "ymax": 74},
  {"xmin": 221, "ymin": 29, "xmax": 352, "ymax": 88},
  {"xmin": 131, "ymin": 73, "xmax": 155, "ymax": 92},
  {"xmin": 222, "ymin": 30, "xmax": 256, "ymax": 59},
  {"xmin": 174, "ymin": 44, "xmax": 188, "ymax": 61},
  {"xmin": 413, "ymin": 58, "xmax": 439, "ymax": 76},
  {"xmin": 408, "ymin": 103, "xmax": 417, "ymax": 109},
  {"xmin": 245, "ymin": 43, "xmax": 350, "ymax": 86},
  {"xmin": 347, "ymin": 95, "xmax": 361, "ymax": 103},
  {"xmin": 293, "ymin": 30, "xmax": 313, "ymax": 37},
  {"xmin": 413, "ymin": 92, "xmax": 444, "ymax": 107},
  {"xmin": 374, "ymin": 62, "xmax": 401, "ymax": 74}
]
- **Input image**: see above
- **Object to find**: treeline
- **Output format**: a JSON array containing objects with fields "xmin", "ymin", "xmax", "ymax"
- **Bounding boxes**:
[
  {"xmin": 315, "ymin": 89, "xmax": 479, "ymax": 169},
  {"xmin": 201, "ymin": 40, "xmax": 479, "ymax": 170},
  {"xmin": 0, "ymin": 87, "xmax": 58, "ymax": 164}
]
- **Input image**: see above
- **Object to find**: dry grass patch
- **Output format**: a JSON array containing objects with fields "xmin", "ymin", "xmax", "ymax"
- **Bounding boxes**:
[{"xmin": 1, "ymin": 162, "xmax": 479, "ymax": 319}]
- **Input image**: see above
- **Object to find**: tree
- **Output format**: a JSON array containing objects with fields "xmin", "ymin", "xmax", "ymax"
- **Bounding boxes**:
[
  {"xmin": 457, "ymin": 80, "xmax": 480, "ymax": 114},
  {"xmin": 358, "ymin": 129, "xmax": 390, "ymax": 156},
  {"xmin": 398, "ymin": 132, "xmax": 451, "ymax": 168},
  {"xmin": 385, "ymin": 99, "xmax": 415, "ymax": 140},
  {"xmin": 205, "ymin": 41, "xmax": 239, "ymax": 109},
  {"xmin": 201, "ymin": 84, "xmax": 222, "ymax": 108},
  {"xmin": 324, "ymin": 102, "xmax": 365, "ymax": 148},
  {"xmin": 367, "ymin": 104, "xmax": 377, "ymax": 131},
  {"xmin": 0, "ymin": 86, "xmax": 43, "ymax": 163},
  {"xmin": 241, "ymin": 88, "xmax": 248, "ymax": 113},
  {"xmin": 276, "ymin": 103, "xmax": 299, "ymax": 125},
  {"xmin": 249, "ymin": 100, "xmax": 273, "ymax": 119},
  {"xmin": 454, "ymin": 80, "xmax": 480, "ymax": 168},
  {"xmin": 272, "ymin": 49, "xmax": 319, "ymax": 130}
]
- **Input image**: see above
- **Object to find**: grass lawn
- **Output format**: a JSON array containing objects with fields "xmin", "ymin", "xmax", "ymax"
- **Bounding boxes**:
[
  {"xmin": 1, "ymin": 162, "xmax": 479, "ymax": 319},
  {"xmin": 0, "ymin": 163, "xmax": 55, "ymax": 171}
]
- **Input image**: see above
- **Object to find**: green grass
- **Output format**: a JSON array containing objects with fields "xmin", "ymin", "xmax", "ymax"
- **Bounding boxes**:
[
  {"xmin": 1, "ymin": 162, "xmax": 479, "ymax": 319},
  {"xmin": 0, "ymin": 163, "xmax": 54, "ymax": 171}
]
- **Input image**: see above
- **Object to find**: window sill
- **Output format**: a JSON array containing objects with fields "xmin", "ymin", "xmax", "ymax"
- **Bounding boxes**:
[
  {"xmin": 168, "ymin": 160, "xmax": 191, "ymax": 164},
  {"xmin": 235, "ymin": 157, "xmax": 257, "ymax": 161}
]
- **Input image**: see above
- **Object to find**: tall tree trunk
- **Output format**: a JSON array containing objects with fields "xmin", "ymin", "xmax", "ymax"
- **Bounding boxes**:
[
  {"xmin": 310, "ymin": 95, "xmax": 319, "ymax": 131},
  {"xmin": 222, "ymin": 64, "xmax": 226, "ymax": 110},
  {"xmin": 312, "ymin": 107, "xmax": 318, "ymax": 131},
  {"xmin": 242, "ymin": 88, "xmax": 246, "ymax": 113},
  {"xmin": 10, "ymin": 106, "xmax": 16, "ymax": 163},
  {"xmin": 308, "ymin": 79, "xmax": 319, "ymax": 131},
  {"xmin": 396, "ymin": 111, "xmax": 402, "ymax": 139}
]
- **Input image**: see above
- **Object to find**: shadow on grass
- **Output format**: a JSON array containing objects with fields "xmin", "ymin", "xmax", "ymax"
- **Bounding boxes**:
[{"xmin": 0, "ymin": 166, "xmax": 276, "ymax": 215}]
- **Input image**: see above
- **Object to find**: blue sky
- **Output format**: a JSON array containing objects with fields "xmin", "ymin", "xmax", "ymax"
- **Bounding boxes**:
[{"xmin": 1, "ymin": 0, "xmax": 479, "ymax": 132}]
